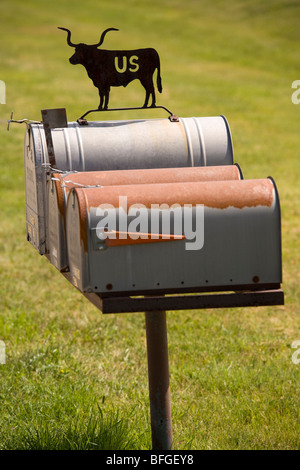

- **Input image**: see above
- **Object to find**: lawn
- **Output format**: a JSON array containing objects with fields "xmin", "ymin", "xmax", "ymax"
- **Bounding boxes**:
[{"xmin": 0, "ymin": 0, "xmax": 299, "ymax": 450}]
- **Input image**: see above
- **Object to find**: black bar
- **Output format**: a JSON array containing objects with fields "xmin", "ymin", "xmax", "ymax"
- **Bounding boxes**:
[
  {"xmin": 97, "ymin": 289, "xmax": 284, "ymax": 314},
  {"xmin": 78, "ymin": 105, "xmax": 175, "ymax": 122},
  {"xmin": 99, "ymin": 283, "xmax": 281, "ymax": 299}
]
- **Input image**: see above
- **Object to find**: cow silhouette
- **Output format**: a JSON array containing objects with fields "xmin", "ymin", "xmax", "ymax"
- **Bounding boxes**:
[{"xmin": 58, "ymin": 27, "xmax": 162, "ymax": 110}]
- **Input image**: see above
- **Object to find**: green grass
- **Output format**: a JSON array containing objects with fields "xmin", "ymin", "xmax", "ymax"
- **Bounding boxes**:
[{"xmin": 0, "ymin": 0, "xmax": 299, "ymax": 450}]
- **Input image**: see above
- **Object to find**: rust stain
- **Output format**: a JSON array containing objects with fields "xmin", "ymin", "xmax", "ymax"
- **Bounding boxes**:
[
  {"xmin": 52, "ymin": 166, "xmax": 242, "ymax": 226},
  {"xmin": 72, "ymin": 188, "xmax": 89, "ymax": 253},
  {"xmin": 64, "ymin": 174, "xmax": 275, "ymax": 254},
  {"xmin": 82, "ymin": 178, "xmax": 275, "ymax": 211},
  {"xmin": 53, "ymin": 165, "xmax": 240, "ymax": 190},
  {"xmin": 53, "ymin": 176, "xmax": 66, "ymax": 220}
]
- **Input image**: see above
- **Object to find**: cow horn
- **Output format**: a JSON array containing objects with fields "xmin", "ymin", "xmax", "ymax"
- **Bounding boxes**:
[
  {"xmin": 58, "ymin": 27, "xmax": 78, "ymax": 47},
  {"xmin": 94, "ymin": 28, "xmax": 119, "ymax": 47}
]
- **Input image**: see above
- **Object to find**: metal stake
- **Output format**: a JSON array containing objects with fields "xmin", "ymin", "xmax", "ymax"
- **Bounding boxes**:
[
  {"xmin": 41, "ymin": 108, "xmax": 68, "ymax": 167},
  {"xmin": 145, "ymin": 310, "xmax": 173, "ymax": 450}
]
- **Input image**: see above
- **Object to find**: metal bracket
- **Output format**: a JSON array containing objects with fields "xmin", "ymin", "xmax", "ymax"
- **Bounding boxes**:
[
  {"xmin": 77, "ymin": 105, "xmax": 179, "ymax": 125},
  {"xmin": 7, "ymin": 111, "xmax": 41, "ymax": 131},
  {"xmin": 41, "ymin": 108, "xmax": 68, "ymax": 167}
]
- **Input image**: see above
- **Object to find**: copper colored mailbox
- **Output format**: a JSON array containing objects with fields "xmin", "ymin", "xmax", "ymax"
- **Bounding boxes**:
[{"xmin": 65, "ymin": 178, "xmax": 282, "ymax": 299}]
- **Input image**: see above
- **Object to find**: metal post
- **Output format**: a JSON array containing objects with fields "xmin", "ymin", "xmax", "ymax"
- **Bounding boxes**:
[
  {"xmin": 145, "ymin": 310, "xmax": 173, "ymax": 450},
  {"xmin": 41, "ymin": 108, "xmax": 68, "ymax": 167}
]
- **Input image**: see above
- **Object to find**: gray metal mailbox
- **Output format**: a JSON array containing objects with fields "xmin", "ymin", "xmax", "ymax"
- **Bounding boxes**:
[
  {"xmin": 48, "ymin": 165, "xmax": 242, "ymax": 271},
  {"xmin": 24, "ymin": 115, "xmax": 234, "ymax": 255},
  {"xmin": 65, "ymin": 177, "xmax": 282, "ymax": 296}
]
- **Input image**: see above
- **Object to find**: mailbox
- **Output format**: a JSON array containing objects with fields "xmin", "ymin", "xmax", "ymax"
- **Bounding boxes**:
[
  {"xmin": 47, "ymin": 165, "xmax": 242, "ymax": 271},
  {"xmin": 24, "ymin": 115, "xmax": 234, "ymax": 255},
  {"xmin": 65, "ymin": 177, "xmax": 282, "ymax": 296}
]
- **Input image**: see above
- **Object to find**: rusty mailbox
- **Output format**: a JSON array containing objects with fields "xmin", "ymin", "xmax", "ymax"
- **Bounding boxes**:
[
  {"xmin": 48, "ymin": 165, "xmax": 242, "ymax": 272},
  {"xmin": 24, "ymin": 113, "xmax": 234, "ymax": 256},
  {"xmin": 65, "ymin": 177, "xmax": 282, "ymax": 298}
]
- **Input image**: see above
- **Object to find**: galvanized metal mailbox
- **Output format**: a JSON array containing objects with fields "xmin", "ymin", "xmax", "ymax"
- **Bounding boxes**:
[
  {"xmin": 65, "ymin": 177, "xmax": 281, "ymax": 296},
  {"xmin": 48, "ymin": 165, "xmax": 242, "ymax": 271},
  {"xmin": 24, "ymin": 114, "xmax": 234, "ymax": 255}
]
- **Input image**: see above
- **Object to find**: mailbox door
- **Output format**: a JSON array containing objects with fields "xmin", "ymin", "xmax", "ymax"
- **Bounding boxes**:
[
  {"xmin": 83, "ymin": 205, "xmax": 281, "ymax": 295},
  {"xmin": 66, "ymin": 189, "xmax": 89, "ymax": 292},
  {"xmin": 47, "ymin": 178, "xmax": 68, "ymax": 271},
  {"xmin": 24, "ymin": 124, "xmax": 48, "ymax": 254}
]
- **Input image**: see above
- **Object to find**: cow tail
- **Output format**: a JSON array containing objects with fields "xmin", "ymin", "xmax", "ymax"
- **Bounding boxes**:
[{"xmin": 156, "ymin": 56, "xmax": 162, "ymax": 93}]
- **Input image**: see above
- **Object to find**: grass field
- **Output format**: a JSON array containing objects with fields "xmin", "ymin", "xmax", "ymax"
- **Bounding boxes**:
[{"xmin": 0, "ymin": 0, "xmax": 299, "ymax": 450}]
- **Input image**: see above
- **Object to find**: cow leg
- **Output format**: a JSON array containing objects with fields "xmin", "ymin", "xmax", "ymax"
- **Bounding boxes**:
[
  {"xmin": 103, "ymin": 88, "xmax": 110, "ymax": 110},
  {"xmin": 143, "ymin": 90, "xmax": 150, "ymax": 108},
  {"xmin": 150, "ymin": 89, "xmax": 156, "ymax": 108},
  {"xmin": 141, "ymin": 78, "xmax": 155, "ymax": 108},
  {"xmin": 143, "ymin": 88, "xmax": 156, "ymax": 108},
  {"xmin": 98, "ymin": 90, "xmax": 104, "ymax": 110},
  {"xmin": 148, "ymin": 78, "xmax": 156, "ymax": 107}
]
